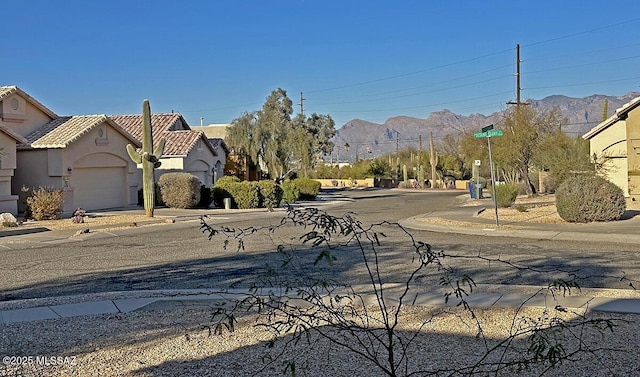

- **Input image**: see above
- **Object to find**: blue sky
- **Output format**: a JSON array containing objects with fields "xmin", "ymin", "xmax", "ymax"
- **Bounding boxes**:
[{"xmin": 4, "ymin": 1, "xmax": 640, "ymax": 127}]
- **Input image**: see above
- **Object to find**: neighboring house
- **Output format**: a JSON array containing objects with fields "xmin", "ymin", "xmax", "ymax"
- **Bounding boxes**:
[
  {"xmin": 0, "ymin": 86, "xmax": 56, "ymax": 214},
  {"xmin": 111, "ymin": 114, "xmax": 219, "ymax": 186},
  {"xmin": 583, "ymin": 95, "xmax": 640, "ymax": 199},
  {"xmin": 14, "ymin": 115, "xmax": 141, "ymax": 212},
  {"xmin": 191, "ymin": 125, "xmax": 230, "ymax": 183}
]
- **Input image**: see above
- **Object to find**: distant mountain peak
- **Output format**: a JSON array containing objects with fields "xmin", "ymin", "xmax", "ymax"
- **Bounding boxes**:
[{"xmin": 332, "ymin": 92, "xmax": 640, "ymax": 159}]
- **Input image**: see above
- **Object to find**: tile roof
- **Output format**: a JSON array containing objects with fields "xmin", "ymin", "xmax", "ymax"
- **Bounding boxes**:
[
  {"xmin": 0, "ymin": 86, "xmax": 58, "ymax": 119},
  {"xmin": 0, "ymin": 124, "xmax": 28, "ymax": 144},
  {"xmin": 111, "ymin": 113, "xmax": 216, "ymax": 157},
  {"xmin": 20, "ymin": 115, "xmax": 140, "ymax": 149},
  {"xmin": 110, "ymin": 113, "xmax": 186, "ymax": 141},
  {"xmin": 208, "ymin": 137, "xmax": 230, "ymax": 154},
  {"xmin": 160, "ymin": 130, "xmax": 205, "ymax": 156}
]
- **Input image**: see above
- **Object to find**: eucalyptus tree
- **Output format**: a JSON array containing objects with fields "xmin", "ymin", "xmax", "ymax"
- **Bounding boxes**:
[{"xmin": 227, "ymin": 88, "xmax": 335, "ymax": 179}]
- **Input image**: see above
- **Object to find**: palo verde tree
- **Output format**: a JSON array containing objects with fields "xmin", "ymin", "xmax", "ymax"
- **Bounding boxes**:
[
  {"xmin": 226, "ymin": 89, "xmax": 336, "ymax": 180},
  {"xmin": 493, "ymin": 104, "xmax": 565, "ymax": 196}
]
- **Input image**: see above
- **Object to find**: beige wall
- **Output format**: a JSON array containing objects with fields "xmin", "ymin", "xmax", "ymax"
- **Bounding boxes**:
[
  {"xmin": 625, "ymin": 107, "xmax": 640, "ymax": 198},
  {"xmin": 154, "ymin": 142, "xmax": 217, "ymax": 186},
  {"xmin": 0, "ymin": 94, "xmax": 54, "ymax": 137},
  {"xmin": 589, "ymin": 119, "xmax": 630, "ymax": 196},
  {"xmin": 0, "ymin": 132, "xmax": 19, "ymax": 214}
]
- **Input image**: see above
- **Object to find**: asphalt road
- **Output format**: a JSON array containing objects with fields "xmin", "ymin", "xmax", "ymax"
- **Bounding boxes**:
[{"xmin": 1, "ymin": 188, "xmax": 639, "ymax": 301}]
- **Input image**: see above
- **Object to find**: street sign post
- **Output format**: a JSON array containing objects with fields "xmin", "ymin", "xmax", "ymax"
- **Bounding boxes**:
[{"xmin": 474, "ymin": 125, "xmax": 503, "ymax": 226}]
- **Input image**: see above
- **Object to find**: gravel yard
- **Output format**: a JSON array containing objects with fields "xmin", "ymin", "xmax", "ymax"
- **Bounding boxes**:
[{"xmin": 1, "ymin": 304, "xmax": 638, "ymax": 376}]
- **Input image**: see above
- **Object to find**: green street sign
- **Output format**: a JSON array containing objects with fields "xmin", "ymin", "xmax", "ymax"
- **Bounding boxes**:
[{"xmin": 474, "ymin": 129, "xmax": 503, "ymax": 138}]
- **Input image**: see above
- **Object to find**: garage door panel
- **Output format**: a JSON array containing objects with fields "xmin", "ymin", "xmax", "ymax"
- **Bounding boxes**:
[{"xmin": 71, "ymin": 167, "xmax": 126, "ymax": 210}]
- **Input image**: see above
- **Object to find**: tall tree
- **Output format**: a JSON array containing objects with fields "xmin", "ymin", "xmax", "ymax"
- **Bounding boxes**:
[
  {"xmin": 493, "ymin": 105, "xmax": 565, "ymax": 196},
  {"xmin": 227, "ymin": 88, "xmax": 335, "ymax": 179}
]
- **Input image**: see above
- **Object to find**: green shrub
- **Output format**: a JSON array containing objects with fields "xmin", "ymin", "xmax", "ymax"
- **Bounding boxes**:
[
  {"xmin": 25, "ymin": 186, "xmax": 64, "ymax": 220},
  {"xmin": 294, "ymin": 178, "xmax": 321, "ymax": 201},
  {"xmin": 158, "ymin": 173, "xmax": 201, "ymax": 209},
  {"xmin": 234, "ymin": 181, "xmax": 260, "ymax": 209},
  {"xmin": 555, "ymin": 175, "xmax": 626, "ymax": 222},
  {"xmin": 281, "ymin": 180, "xmax": 300, "ymax": 204},
  {"xmin": 257, "ymin": 180, "xmax": 283, "ymax": 208},
  {"xmin": 212, "ymin": 176, "xmax": 241, "ymax": 208},
  {"xmin": 495, "ymin": 183, "xmax": 519, "ymax": 208}
]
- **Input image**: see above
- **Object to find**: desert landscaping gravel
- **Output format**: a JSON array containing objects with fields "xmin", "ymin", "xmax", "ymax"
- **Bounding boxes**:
[{"xmin": 1, "ymin": 304, "xmax": 638, "ymax": 376}]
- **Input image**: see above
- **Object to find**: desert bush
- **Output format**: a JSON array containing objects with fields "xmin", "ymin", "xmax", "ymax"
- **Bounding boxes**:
[
  {"xmin": 495, "ymin": 183, "xmax": 519, "ymax": 208},
  {"xmin": 25, "ymin": 186, "xmax": 64, "ymax": 220},
  {"xmin": 158, "ymin": 173, "xmax": 201, "ymax": 209},
  {"xmin": 257, "ymin": 180, "xmax": 283, "ymax": 209},
  {"xmin": 294, "ymin": 177, "xmax": 321, "ymax": 201},
  {"xmin": 233, "ymin": 181, "xmax": 260, "ymax": 209},
  {"xmin": 555, "ymin": 175, "xmax": 626, "ymax": 222},
  {"xmin": 212, "ymin": 176, "xmax": 241, "ymax": 208},
  {"xmin": 281, "ymin": 180, "xmax": 299, "ymax": 204}
]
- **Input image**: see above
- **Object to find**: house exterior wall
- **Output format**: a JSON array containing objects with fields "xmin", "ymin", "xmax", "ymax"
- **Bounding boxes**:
[
  {"xmin": 154, "ymin": 141, "xmax": 217, "ymax": 186},
  {"xmin": 626, "ymin": 107, "xmax": 640, "ymax": 199},
  {"xmin": 589, "ymin": 119, "xmax": 629, "ymax": 196},
  {"xmin": 0, "ymin": 132, "xmax": 19, "ymax": 214},
  {"xmin": 0, "ymin": 94, "xmax": 54, "ymax": 137}
]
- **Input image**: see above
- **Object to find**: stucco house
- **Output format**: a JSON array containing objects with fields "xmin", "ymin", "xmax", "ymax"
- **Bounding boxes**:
[
  {"xmin": 1, "ymin": 85, "xmax": 228, "ymax": 215},
  {"xmin": 191, "ymin": 124, "xmax": 230, "ymax": 183},
  {"xmin": 583, "ymin": 95, "xmax": 640, "ymax": 199},
  {"xmin": 15, "ymin": 115, "xmax": 141, "ymax": 212},
  {"xmin": 111, "ymin": 114, "xmax": 219, "ymax": 186},
  {"xmin": 2, "ymin": 86, "xmax": 142, "ymax": 213}
]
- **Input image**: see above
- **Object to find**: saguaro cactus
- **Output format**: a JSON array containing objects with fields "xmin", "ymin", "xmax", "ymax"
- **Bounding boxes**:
[
  {"xmin": 429, "ymin": 131, "xmax": 438, "ymax": 188},
  {"xmin": 126, "ymin": 99, "xmax": 166, "ymax": 217}
]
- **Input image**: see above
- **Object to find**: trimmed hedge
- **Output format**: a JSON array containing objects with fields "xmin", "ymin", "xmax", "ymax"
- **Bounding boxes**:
[
  {"xmin": 257, "ymin": 180, "xmax": 283, "ymax": 208},
  {"xmin": 281, "ymin": 180, "xmax": 300, "ymax": 204},
  {"xmin": 234, "ymin": 181, "xmax": 261, "ymax": 209},
  {"xmin": 293, "ymin": 178, "xmax": 321, "ymax": 201},
  {"xmin": 555, "ymin": 175, "xmax": 626, "ymax": 222},
  {"xmin": 158, "ymin": 173, "xmax": 201, "ymax": 209},
  {"xmin": 213, "ymin": 177, "xmax": 289, "ymax": 209},
  {"xmin": 212, "ymin": 176, "xmax": 241, "ymax": 208},
  {"xmin": 495, "ymin": 183, "xmax": 519, "ymax": 208}
]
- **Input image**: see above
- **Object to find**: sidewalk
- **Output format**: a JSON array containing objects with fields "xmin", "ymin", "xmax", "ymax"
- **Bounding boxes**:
[{"xmin": 2, "ymin": 191, "xmax": 640, "ymax": 324}]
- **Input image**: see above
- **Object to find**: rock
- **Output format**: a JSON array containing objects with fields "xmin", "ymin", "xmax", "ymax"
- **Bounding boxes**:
[
  {"xmin": 165, "ymin": 219, "xmax": 175, "ymax": 224},
  {"xmin": 0, "ymin": 213, "xmax": 17, "ymax": 224},
  {"xmin": 73, "ymin": 228, "xmax": 90, "ymax": 236}
]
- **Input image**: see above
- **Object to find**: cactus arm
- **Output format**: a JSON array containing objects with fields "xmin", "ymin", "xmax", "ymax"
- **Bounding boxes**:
[
  {"xmin": 153, "ymin": 137, "xmax": 166, "ymax": 159},
  {"xmin": 126, "ymin": 144, "xmax": 142, "ymax": 163}
]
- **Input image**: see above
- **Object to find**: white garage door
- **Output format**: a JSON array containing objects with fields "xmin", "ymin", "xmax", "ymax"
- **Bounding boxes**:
[{"xmin": 71, "ymin": 167, "xmax": 127, "ymax": 210}]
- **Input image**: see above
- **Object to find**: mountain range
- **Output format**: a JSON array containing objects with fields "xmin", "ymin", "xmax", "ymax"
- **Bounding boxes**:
[{"xmin": 331, "ymin": 92, "xmax": 640, "ymax": 161}]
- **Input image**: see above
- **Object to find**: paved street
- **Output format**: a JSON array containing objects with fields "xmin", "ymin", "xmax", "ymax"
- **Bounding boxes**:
[{"xmin": 0, "ymin": 188, "xmax": 639, "ymax": 302}]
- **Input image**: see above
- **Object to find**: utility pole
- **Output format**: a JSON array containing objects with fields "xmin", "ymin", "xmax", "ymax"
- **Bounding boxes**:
[
  {"xmin": 298, "ymin": 91, "xmax": 305, "ymax": 115},
  {"xmin": 507, "ymin": 44, "xmax": 522, "ymax": 107},
  {"xmin": 395, "ymin": 131, "xmax": 399, "ymax": 154}
]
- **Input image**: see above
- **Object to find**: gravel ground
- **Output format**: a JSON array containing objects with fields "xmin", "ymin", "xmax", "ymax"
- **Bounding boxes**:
[{"xmin": 1, "ymin": 304, "xmax": 638, "ymax": 377}]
